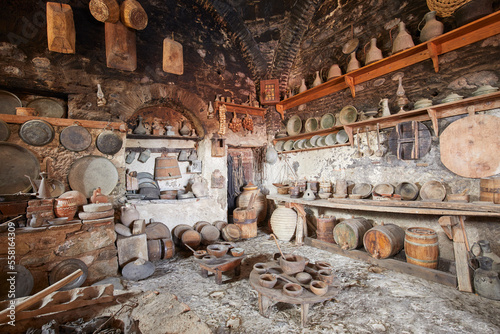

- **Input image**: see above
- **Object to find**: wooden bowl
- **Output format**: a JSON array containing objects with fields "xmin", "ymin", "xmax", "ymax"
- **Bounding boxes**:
[
  {"xmin": 230, "ymin": 247, "xmax": 245, "ymax": 257},
  {"xmin": 420, "ymin": 180, "xmax": 446, "ymax": 201},
  {"xmin": 310, "ymin": 280, "xmax": 328, "ymax": 296},
  {"xmin": 395, "ymin": 182, "xmax": 419, "ymax": 201},
  {"xmin": 317, "ymin": 269, "xmax": 334, "ymax": 285},
  {"xmin": 206, "ymin": 244, "xmax": 228, "ymax": 258},
  {"xmin": 253, "ymin": 263, "xmax": 267, "ymax": 274},
  {"xmin": 315, "ymin": 261, "xmax": 332, "ymax": 271},
  {"xmin": 277, "ymin": 186, "xmax": 289, "ymax": 195},
  {"xmin": 279, "ymin": 254, "xmax": 306, "ymax": 275},
  {"xmin": 373, "ymin": 183, "xmax": 394, "ymax": 196},
  {"xmin": 283, "ymin": 283, "xmax": 303, "ymax": 297},
  {"xmin": 259, "ymin": 274, "xmax": 277, "ymax": 288},
  {"xmin": 318, "ymin": 192, "xmax": 331, "ymax": 199},
  {"xmin": 193, "ymin": 250, "xmax": 207, "ymax": 259},
  {"xmin": 295, "ymin": 272, "xmax": 312, "ymax": 285}
]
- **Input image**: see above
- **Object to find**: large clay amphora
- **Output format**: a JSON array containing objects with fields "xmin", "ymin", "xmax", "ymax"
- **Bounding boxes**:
[
  {"xmin": 419, "ymin": 11, "xmax": 444, "ymax": 42},
  {"xmin": 237, "ymin": 182, "xmax": 267, "ymax": 223}
]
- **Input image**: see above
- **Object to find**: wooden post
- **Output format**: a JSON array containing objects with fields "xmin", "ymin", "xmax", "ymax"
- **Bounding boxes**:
[{"xmin": 288, "ymin": 203, "xmax": 306, "ymax": 246}]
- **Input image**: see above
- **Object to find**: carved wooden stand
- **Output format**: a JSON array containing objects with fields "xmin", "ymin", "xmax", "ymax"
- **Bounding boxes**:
[{"xmin": 194, "ymin": 254, "xmax": 245, "ymax": 285}]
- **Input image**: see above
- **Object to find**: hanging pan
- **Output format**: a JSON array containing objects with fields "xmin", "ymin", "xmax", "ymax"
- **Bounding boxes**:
[
  {"xmin": 342, "ymin": 24, "xmax": 359, "ymax": 55},
  {"xmin": 60, "ymin": 121, "xmax": 92, "ymax": 152},
  {"xmin": 96, "ymin": 124, "xmax": 123, "ymax": 155},
  {"xmin": 19, "ymin": 120, "xmax": 55, "ymax": 146}
]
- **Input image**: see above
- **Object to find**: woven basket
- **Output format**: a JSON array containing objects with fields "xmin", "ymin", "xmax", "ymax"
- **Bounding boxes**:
[{"xmin": 427, "ymin": 0, "xmax": 471, "ymax": 17}]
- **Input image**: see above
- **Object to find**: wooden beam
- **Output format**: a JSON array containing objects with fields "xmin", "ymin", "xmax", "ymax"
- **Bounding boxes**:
[
  {"xmin": 214, "ymin": 101, "xmax": 265, "ymax": 118},
  {"xmin": 0, "ymin": 114, "xmax": 126, "ymax": 131}
]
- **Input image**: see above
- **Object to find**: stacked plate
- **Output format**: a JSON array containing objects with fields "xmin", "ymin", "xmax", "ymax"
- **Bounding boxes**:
[
  {"xmin": 472, "ymin": 85, "xmax": 499, "ymax": 96},
  {"xmin": 336, "ymin": 130, "xmax": 349, "ymax": 144},
  {"xmin": 441, "ymin": 93, "xmax": 463, "ymax": 103},
  {"xmin": 325, "ymin": 133, "xmax": 337, "ymax": 146},
  {"xmin": 275, "ymin": 140, "xmax": 285, "ymax": 152},
  {"xmin": 283, "ymin": 140, "xmax": 294, "ymax": 151},
  {"xmin": 414, "ymin": 98, "xmax": 433, "ymax": 109}
]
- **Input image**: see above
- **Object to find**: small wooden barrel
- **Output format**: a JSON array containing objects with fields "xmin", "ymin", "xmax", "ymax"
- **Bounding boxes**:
[
  {"xmin": 172, "ymin": 224, "xmax": 193, "ymax": 246},
  {"xmin": 480, "ymin": 177, "xmax": 500, "ymax": 202},
  {"xmin": 145, "ymin": 222, "xmax": 171, "ymax": 240},
  {"xmin": 404, "ymin": 227, "xmax": 439, "ymax": 269},
  {"xmin": 154, "ymin": 154, "xmax": 181, "ymax": 180},
  {"xmin": 194, "ymin": 221, "xmax": 210, "ymax": 233},
  {"xmin": 147, "ymin": 238, "xmax": 175, "ymax": 260},
  {"xmin": 181, "ymin": 230, "xmax": 201, "ymax": 249},
  {"xmin": 316, "ymin": 216, "xmax": 336, "ymax": 243},
  {"xmin": 233, "ymin": 207, "xmax": 257, "ymax": 239},
  {"xmin": 363, "ymin": 224, "xmax": 405, "ymax": 259},
  {"xmin": 213, "ymin": 220, "xmax": 228, "ymax": 231},
  {"xmin": 222, "ymin": 224, "xmax": 241, "ymax": 242},
  {"xmin": 200, "ymin": 225, "xmax": 220, "ymax": 245},
  {"xmin": 89, "ymin": 0, "xmax": 120, "ymax": 23},
  {"xmin": 120, "ymin": 0, "xmax": 148, "ymax": 30},
  {"xmin": 162, "ymin": 238, "xmax": 175, "ymax": 259},
  {"xmin": 333, "ymin": 217, "xmax": 372, "ymax": 250}
]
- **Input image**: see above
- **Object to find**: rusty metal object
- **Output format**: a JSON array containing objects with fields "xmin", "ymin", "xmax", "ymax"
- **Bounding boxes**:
[
  {"xmin": 27, "ymin": 98, "xmax": 65, "ymax": 118},
  {"xmin": 49, "ymin": 259, "xmax": 88, "ymax": 291},
  {"xmin": 96, "ymin": 128, "xmax": 123, "ymax": 155},
  {"xmin": 0, "ymin": 90, "xmax": 22, "ymax": 115},
  {"xmin": 68, "ymin": 156, "xmax": 118, "ymax": 198}
]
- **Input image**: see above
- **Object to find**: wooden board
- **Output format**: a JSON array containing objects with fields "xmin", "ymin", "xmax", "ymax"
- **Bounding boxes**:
[
  {"xmin": 46, "ymin": 2, "xmax": 75, "ymax": 54},
  {"xmin": 162, "ymin": 38, "xmax": 183, "ymax": 75},
  {"xmin": 105, "ymin": 20, "xmax": 137, "ymax": 71},
  {"xmin": 440, "ymin": 114, "xmax": 500, "ymax": 178}
]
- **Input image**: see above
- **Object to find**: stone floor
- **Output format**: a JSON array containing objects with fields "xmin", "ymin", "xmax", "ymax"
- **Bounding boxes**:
[{"xmin": 119, "ymin": 230, "xmax": 500, "ymax": 334}]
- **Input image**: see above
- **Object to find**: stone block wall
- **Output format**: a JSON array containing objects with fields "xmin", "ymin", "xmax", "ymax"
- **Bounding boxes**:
[{"xmin": 0, "ymin": 220, "xmax": 118, "ymax": 295}]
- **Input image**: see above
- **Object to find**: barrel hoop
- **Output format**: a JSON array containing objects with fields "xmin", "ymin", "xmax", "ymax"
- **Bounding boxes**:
[
  {"xmin": 406, "ymin": 254, "xmax": 438, "ymax": 264},
  {"xmin": 405, "ymin": 239, "xmax": 438, "ymax": 247}
]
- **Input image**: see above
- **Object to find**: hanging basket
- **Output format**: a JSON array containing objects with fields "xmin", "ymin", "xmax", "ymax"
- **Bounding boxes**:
[{"xmin": 426, "ymin": 0, "xmax": 471, "ymax": 17}]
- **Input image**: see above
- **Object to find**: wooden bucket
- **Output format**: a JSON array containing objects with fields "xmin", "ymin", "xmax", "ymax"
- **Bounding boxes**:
[
  {"xmin": 120, "ymin": 0, "xmax": 148, "ymax": 30},
  {"xmin": 333, "ymin": 217, "xmax": 372, "ymax": 250},
  {"xmin": 154, "ymin": 154, "xmax": 181, "ymax": 180},
  {"xmin": 181, "ymin": 230, "xmax": 201, "ymax": 249},
  {"xmin": 145, "ymin": 222, "xmax": 171, "ymax": 240},
  {"xmin": 89, "ymin": 0, "xmax": 120, "ymax": 23},
  {"xmin": 200, "ymin": 225, "xmax": 220, "ymax": 245},
  {"xmin": 404, "ymin": 227, "xmax": 439, "ymax": 269},
  {"xmin": 363, "ymin": 224, "xmax": 405, "ymax": 259},
  {"xmin": 194, "ymin": 221, "xmax": 210, "ymax": 233},
  {"xmin": 316, "ymin": 216, "xmax": 336, "ymax": 243},
  {"xmin": 172, "ymin": 224, "xmax": 193, "ymax": 246},
  {"xmin": 233, "ymin": 207, "xmax": 257, "ymax": 239},
  {"xmin": 147, "ymin": 238, "xmax": 175, "ymax": 260},
  {"xmin": 222, "ymin": 224, "xmax": 241, "ymax": 242},
  {"xmin": 480, "ymin": 177, "xmax": 500, "ymax": 202}
]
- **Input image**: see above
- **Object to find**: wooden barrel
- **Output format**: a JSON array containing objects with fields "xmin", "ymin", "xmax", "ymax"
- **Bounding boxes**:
[
  {"xmin": 222, "ymin": 224, "xmax": 241, "ymax": 242},
  {"xmin": 233, "ymin": 207, "xmax": 257, "ymax": 239},
  {"xmin": 316, "ymin": 216, "xmax": 336, "ymax": 243},
  {"xmin": 200, "ymin": 225, "xmax": 220, "ymax": 245},
  {"xmin": 172, "ymin": 224, "xmax": 193, "ymax": 246},
  {"xmin": 363, "ymin": 224, "xmax": 405, "ymax": 259},
  {"xmin": 147, "ymin": 238, "xmax": 175, "ymax": 260},
  {"xmin": 194, "ymin": 221, "xmax": 210, "ymax": 233},
  {"xmin": 120, "ymin": 0, "xmax": 148, "ymax": 30},
  {"xmin": 404, "ymin": 227, "xmax": 439, "ymax": 269},
  {"xmin": 162, "ymin": 238, "xmax": 175, "ymax": 259},
  {"xmin": 154, "ymin": 154, "xmax": 181, "ymax": 180},
  {"xmin": 213, "ymin": 220, "xmax": 228, "ymax": 231},
  {"xmin": 480, "ymin": 177, "xmax": 500, "ymax": 202},
  {"xmin": 181, "ymin": 230, "xmax": 201, "ymax": 249},
  {"xmin": 333, "ymin": 217, "xmax": 372, "ymax": 250},
  {"xmin": 89, "ymin": 0, "xmax": 120, "ymax": 23},
  {"xmin": 145, "ymin": 222, "xmax": 171, "ymax": 240}
]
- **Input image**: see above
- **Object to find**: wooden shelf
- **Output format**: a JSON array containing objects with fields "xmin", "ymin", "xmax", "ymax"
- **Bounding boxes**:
[
  {"xmin": 272, "ymin": 90, "xmax": 500, "ymax": 151},
  {"xmin": 275, "ymin": 11, "xmax": 500, "ymax": 119},
  {"xmin": 279, "ymin": 142, "xmax": 350, "ymax": 154},
  {"xmin": 214, "ymin": 101, "xmax": 266, "ymax": 118},
  {"xmin": 0, "ymin": 114, "xmax": 125, "ymax": 131},
  {"xmin": 126, "ymin": 134, "xmax": 201, "ymax": 140}
]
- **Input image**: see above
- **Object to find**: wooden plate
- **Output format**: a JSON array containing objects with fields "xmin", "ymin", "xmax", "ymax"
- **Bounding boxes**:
[
  {"xmin": 420, "ymin": 180, "xmax": 446, "ymax": 201},
  {"xmin": 68, "ymin": 156, "xmax": 118, "ymax": 198},
  {"xmin": 49, "ymin": 259, "xmax": 88, "ymax": 290},
  {"xmin": 19, "ymin": 120, "xmax": 55, "ymax": 146},
  {"xmin": 0, "ymin": 143, "xmax": 40, "ymax": 194},
  {"xmin": 27, "ymin": 98, "xmax": 65, "ymax": 118}
]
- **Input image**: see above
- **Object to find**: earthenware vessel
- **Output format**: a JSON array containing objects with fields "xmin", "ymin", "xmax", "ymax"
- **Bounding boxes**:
[
  {"xmin": 473, "ymin": 256, "xmax": 500, "ymax": 300},
  {"xmin": 346, "ymin": 52, "xmax": 360, "ymax": 72},
  {"xmin": 133, "ymin": 116, "xmax": 147, "ymax": 135},
  {"xmin": 392, "ymin": 21, "xmax": 414, "ymax": 54},
  {"xmin": 312, "ymin": 71, "xmax": 322, "ymax": 87},
  {"xmin": 419, "ymin": 11, "xmax": 444, "ymax": 42},
  {"xmin": 54, "ymin": 197, "xmax": 78, "ymax": 220},
  {"xmin": 327, "ymin": 64, "xmax": 342, "ymax": 80},
  {"xmin": 121, "ymin": 203, "xmax": 140, "ymax": 227},
  {"xmin": 365, "ymin": 38, "xmax": 383, "ymax": 65},
  {"xmin": 299, "ymin": 79, "xmax": 307, "ymax": 93}
]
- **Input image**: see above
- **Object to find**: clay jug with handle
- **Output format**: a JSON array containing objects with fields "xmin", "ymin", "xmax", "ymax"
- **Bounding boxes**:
[
  {"xmin": 121, "ymin": 203, "xmax": 140, "ymax": 227},
  {"xmin": 392, "ymin": 21, "xmax": 414, "ymax": 54},
  {"xmin": 419, "ymin": 11, "xmax": 443, "ymax": 42}
]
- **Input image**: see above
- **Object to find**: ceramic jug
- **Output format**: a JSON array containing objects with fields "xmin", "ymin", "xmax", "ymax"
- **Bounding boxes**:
[
  {"xmin": 346, "ymin": 52, "xmax": 360, "ymax": 73},
  {"xmin": 133, "ymin": 116, "xmax": 147, "ymax": 135},
  {"xmin": 327, "ymin": 64, "xmax": 342, "ymax": 80},
  {"xmin": 312, "ymin": 71, "xmax": 323, "ymax": 87},
  {"xmin": 392, "ymin": 21, "xmax": 414, "ymax": 54},
  {"xmin": 121, "ymin": 203, "xmax": 140, "ymax": 227},
  {"xmin": 419, "ymin": 11, "xmax": 444, "ymax": 42},
  {"xmin": 379, "ymin": 98, "xmax": 391, "ymax": 117},
  {"xmin": 191, "ymin": 175, "xmax": 208, "ymax": 198},
  {"xmin": 138, "ymin": 148, "xmax": 151, "ymax": 163},
  {"xmin": 299, "ymin": 79, "xmax": 307, "ymax": 93},
  {"xmin": 472, "ymin": 240, "xmax": 500, "ymax": 273},
  {"xmin": 473, "ymin": 256, "xmax": 500, "ymax": 300},
  {"xmin": 179, "ymin": 121, "xmax": 190, "ymax": 136},
  {"xmin": 365, "ymin": 38, "xmax": 383, "ymax": 65}
]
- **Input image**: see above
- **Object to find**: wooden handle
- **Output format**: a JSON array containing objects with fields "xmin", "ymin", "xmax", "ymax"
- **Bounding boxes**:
[
  {"xmin": 247, "ymin": 193, "xmax": 256, "ymax": 210},
  {"xmin": 270, "ymin": 234, "xmax": 286, "ymax": 259}
]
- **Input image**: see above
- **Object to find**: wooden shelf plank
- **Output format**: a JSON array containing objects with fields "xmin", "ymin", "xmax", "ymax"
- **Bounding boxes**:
[
  {"xmin": 214, "ymin": 101, "xmax": 266, "ymax": 118},
  {"xmin": 276, "ymin": 11, "xmax": 500, "ymax": 113},
  {"xmin": 0, "ymin": 114, "xmax": 125, "ymax": 131},
  {"xmin": 278, "ymin": 143, "xmax": 350, "ymax": 154},
  {"xmin": 304, "ymin": 237, "xmax": 457, "ymax": 288},
  {"xmin": 126, "ymin": 134, "xmax": 201, "ymax": 140}
]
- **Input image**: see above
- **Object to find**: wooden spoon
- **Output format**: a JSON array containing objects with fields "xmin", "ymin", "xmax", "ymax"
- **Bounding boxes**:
[{"xmin": 270, "ymin": 234, "xmax": 286, "ymax": 259}]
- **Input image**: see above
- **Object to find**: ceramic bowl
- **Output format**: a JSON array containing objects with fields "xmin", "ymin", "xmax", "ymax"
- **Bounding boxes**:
[
  {"xmin": 317, "ymin": 269, "xmax": 334, "ymax": 285},
  {"xmin": 282, "ymin": 283, "xmax": 303, "ymax": 297},
  {"xmin": 325, "ymin": 133, "xmax": 337, "ymax": 146},
  {"xmin": 193, "ymin": 250, "xmax": 207, "ymax": 259},
  {"xmin": 279, "ymin": 254, "xmax": 306, "ymax": 275},
  {"xmin": 230, "ymin": 247, "xmax": 245, "ymax": 257},
  {"xmin": 315, "ymin": 261, "xmax": 333, "ymax": 271},
  {"xmin": 295, "ymin": 272, "xmax": 312, "ymax": 285},
  {"xmin": 310, "ymin": 280, "xmax": 328, "ymax": 296},
  {"xmin": 310, "ymin": 135, "xmax": 321, "ymax": 147},
  {"xmin": 339, "ymin": 105, "xmax": 358, "ymax": 125},
  {"xmin": 317, "ymin": 136, "xmax": 327, "ymax": 147},
  {"xmin": 275, "ymin": 141, "xmax": 285, "ymax": 152},
  {"xmin": 259, "ymin": 274, "xmax": 277, "ymax": 288},
  {"xmin": 253, "ymin": 263, "xmax": 267, "ymax": 274},
  {"xmin": 283, "ymin": 140, "xmax": 294, "ymax": 151},
  {"xmin": 320, "ymin": 113, "xmax": 336, "ymax": 129},
  {"xmin": 336, "ymin": 130, "xmax": 349, "ymax": 143},
  {"xmin": 352, "ymin": 183, "xmax": 372, "ymax": 198},
  {"xmin": 286, "ymin": 115, "xmax": 302, "ymax": 136},
  {"xmin": 373, "ymin": 183, "xmax": 394, "ymax": 196},
  {"xmin": 305, "ymin": 118, "xmax": 319, "ymax": 132},
  {"xmin": 303, "ymin": 139, "xmax": 313, "ymax": 149},
  {"xmin": 207, "ymin": 244, "xmax": 229, "ymax": 258},
  {"xmin": 441, "ymin": 93, "xmax": 463, "ymax": 103},
  {"xmin": 318, "ymin": 192, "xmax": 331, "ymax": 199}
]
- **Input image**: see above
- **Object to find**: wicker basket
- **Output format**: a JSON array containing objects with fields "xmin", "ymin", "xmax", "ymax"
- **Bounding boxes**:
[{"xmin": 427, "ymin": 0, "xmax": 471, "ymax": 17}]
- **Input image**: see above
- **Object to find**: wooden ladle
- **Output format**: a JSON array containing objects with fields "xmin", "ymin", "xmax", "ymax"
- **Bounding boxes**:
[{"xmin": 270, "ymin": 234, "xmax": 286, "ymax": 259}]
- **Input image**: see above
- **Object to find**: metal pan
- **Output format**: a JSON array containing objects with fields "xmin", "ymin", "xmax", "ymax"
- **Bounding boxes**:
[
  {"xmin": 26, "ymin": 98, "xmax": 65, "ymax": 118},
  {"xmin": 60, "ymin": 122, "xmax": 92, "ymax": 152},
  {"xmin": 68, "ymin": 155, "xmax": 118, "ymax": 198},
  {"xmin": 0, "ymin": 120, "xmax": 10, "ymax": 141},
  {"xmin": 0, "ymin": 90, "xmax": 22, "ymax": 115},
  {"xmin": 0, "ymin": 143, "xmax": 40, "ymax": 194},
  {"xmin": 96, "ymin": 128, "xmax": 123, "ymax": 155},
  {"xmin": 19, "ymin": 120, "xmax": 55, "ymax": 146}
]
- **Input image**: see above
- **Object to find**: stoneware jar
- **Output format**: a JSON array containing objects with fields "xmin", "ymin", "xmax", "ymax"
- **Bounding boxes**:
[
  {"xmin": 419, "ymin": 11, "xmax": 444, "ymax": 42},
  {"xmin": 121, "ymin": 203, "xmax": 140, "ymax": 227},
  {"xmin": 54, "ymin": 197, "xmax": 78, "ymax": 220},
  {"xmin": 237, "ymin": 182, "xmax": 267, "ymax": 223},
  {"xmin": 392, "ymin": 21, "xmax": 414, "ymax": 54}
]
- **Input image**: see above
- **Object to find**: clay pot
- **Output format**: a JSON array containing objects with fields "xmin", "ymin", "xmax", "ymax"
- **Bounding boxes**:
[
  {"xmin": 54, "ymin": 198, "xmax": 78, "ymax": 220},
  {"xmin": 270, "ymin": 205, "xmax": 297, "ymax": 241},
  {"xmin": 279, "ymin": 254, "xmax": 306, "ymax": 275},
  {"xmin": 259, "ymin": 274, "xmax": 277, "ymax": 288},
  {"xmin": 419, "ymin": 11, "xmax": 444, "ymax": 42},
  {"xmin": 282, "ymin": 283, "xmax": 303, "ymax": 297},
  {"xmin": 317, "ymin": 269, "xmax": 334, "ymax": 285},
  {"xmin": 310, "ymin": 280, "xmax": 328, "ymax": 296},
  {"xmin": 206, "ymin": 244, "xmax": 228, "ymax": 258},
  {"xmin": 236, "ymin": 182, "xmax": 267, "ymax": 223},
  {"xmin": 120, "ymin": 203, "xmax": 140, "ymax": 227},
  {"xmin": 253, "ymin": 263, "xmax": 267, "ymax": 274}
]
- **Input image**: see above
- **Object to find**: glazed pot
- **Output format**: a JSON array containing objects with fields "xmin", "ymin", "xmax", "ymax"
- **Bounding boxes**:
[{"xmin": 54, "ymin": 197, "xmax": 78, "ymax": 220}]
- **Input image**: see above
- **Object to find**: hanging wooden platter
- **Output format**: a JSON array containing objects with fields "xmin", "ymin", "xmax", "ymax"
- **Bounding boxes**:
[
  {"xmin": 105, "ymin": 20, "xmax": 137, "ymax": 71},
  {"xmin": 440, "ymin": 114, "xmax": 500, "ymax": 178},
  {"xmin": 46, "ymin": 2, "xmax": 76, "ymax": 54},
  {"xmin": 163, "ymin": 37, "xmax": 183, "ymax": 75}
]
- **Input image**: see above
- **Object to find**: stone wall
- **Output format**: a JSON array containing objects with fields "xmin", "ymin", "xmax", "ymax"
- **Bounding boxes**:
[{"xmin": 0, "ymin": 220, "xmax": 118, "ymax": 296}]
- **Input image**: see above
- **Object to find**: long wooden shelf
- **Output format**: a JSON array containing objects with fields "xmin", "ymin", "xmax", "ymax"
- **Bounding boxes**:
[
  {"xmin": 214, "ymin": 101, "xmax": 266, "ymax": 118},
  {"xmin": 275, "ymin": 11, "xmax": 500, "ymax": 118},
  {"xmin": 0, "ymin": 114, "xmax": 125, "ymax": 131},
  {"xmin": 126, "ymin": 134, "xmax": 201, "ymax": 140},
  {"xmin": 266, "ymin": 194, "xmax": 500, "ymax": 217},
  {"xmin": 273, "ymin": 90, "xmax": 500, "ymax": 150}
]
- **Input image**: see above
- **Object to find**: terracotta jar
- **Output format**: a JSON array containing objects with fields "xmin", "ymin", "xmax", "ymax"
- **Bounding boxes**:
[
  {"xmin": 270, "ymin": 205, "xmax": 297, "ymax": 241},
  {"xmin": 54, "ymin": 197, "xmax": 78, "ymax": 220},
  {"xmin": 236, "ymin": 182, "xmax": 267, "ymax": 223}
]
